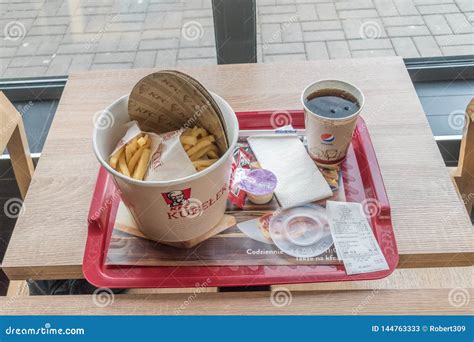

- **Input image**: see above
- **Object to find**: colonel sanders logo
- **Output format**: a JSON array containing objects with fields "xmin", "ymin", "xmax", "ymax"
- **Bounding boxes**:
[{"xmin": 161, "ymin": 188, "xmax": 191, "ymax": 208}]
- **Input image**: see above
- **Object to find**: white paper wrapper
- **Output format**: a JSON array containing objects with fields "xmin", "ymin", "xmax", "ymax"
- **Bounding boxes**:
[{"xmin": 109, "ymin": 121, "xmax": 196, "ymax": 181}]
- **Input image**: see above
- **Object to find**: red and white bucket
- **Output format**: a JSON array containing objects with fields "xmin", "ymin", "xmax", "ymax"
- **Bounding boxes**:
[{"xmin": 93, "ymin": 94, "xmax": 239, "ymax": 246}]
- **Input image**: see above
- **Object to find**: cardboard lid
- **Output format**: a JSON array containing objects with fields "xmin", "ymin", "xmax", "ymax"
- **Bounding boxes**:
[{"xmin": 128, "ymin": 70, "xmax": 228, "ymax": 152}]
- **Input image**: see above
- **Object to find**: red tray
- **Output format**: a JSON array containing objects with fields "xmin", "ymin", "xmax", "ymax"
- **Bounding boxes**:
[{"xmin": 83, "ymin": 110, "xmax": 398, "ymax": 288}]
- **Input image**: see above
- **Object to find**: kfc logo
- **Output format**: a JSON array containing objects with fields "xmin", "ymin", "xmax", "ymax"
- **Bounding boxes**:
[{"xmin": 161, "ymin": 188, "xmax": 191, "ymax": 208}]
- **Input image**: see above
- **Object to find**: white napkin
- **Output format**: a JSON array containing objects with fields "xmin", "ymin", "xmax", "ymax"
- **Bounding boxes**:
[{"xmin": 248, "ymin": 134, "xmax": 332, "ymax": 208}]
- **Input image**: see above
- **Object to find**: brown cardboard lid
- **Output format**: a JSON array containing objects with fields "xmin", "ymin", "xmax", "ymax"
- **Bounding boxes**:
[{"xmin": 128, "ymin": 70, "xmax": 228, "ymax": 152}]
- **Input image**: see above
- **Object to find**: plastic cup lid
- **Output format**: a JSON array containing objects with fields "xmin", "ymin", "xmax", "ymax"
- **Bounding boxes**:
[
  {"xmin": 239, "ymin": 168, "xmax": 277, "ymax": 196},
  {"xmin": 269, "ymin": 204, "xmax": 333, "ymax": 258}
]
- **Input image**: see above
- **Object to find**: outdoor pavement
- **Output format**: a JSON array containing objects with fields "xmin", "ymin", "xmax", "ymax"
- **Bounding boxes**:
[{"xmin": 0, "ymin": 0, "xmax": 473, "ymax": 78}]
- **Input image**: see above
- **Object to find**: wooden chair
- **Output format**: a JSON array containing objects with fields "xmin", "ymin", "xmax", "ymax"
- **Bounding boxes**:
[
  {"xmin": 452, "ymin": 98, "xmax": 474, "ymax": 218},
  {"xmin": 0, "ymin": 92, "xmax": 34, "ymax": 298},
  {"xmin": 0, "ymin": 92, "xmax": 34, "ymax": 199}
]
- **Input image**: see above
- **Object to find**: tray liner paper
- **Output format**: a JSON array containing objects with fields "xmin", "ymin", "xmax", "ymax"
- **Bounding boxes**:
[{"xmin": 105, "ymin": 136, "xmax": 345, "ymax": 267}]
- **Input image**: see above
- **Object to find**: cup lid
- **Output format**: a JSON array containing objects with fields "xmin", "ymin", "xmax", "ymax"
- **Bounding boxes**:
[{"xmin": 269, "ymin": 204, "xmax": 333, "ymax": 258}]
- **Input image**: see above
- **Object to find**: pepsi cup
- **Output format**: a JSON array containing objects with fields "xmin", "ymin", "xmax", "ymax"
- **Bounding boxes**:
[{"xmin": 301, "ymin": 80, "xmax": 365, "ymax": 165}]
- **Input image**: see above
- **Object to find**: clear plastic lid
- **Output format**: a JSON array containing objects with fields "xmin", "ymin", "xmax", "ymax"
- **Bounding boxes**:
[{"xmin": 269, "ymin": 204, "xmax": 333, "ymax": 258}]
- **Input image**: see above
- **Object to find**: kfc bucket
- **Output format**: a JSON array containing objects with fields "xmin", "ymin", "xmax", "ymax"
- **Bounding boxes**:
[{"xmin": 93, "ymin": 92, "xmax": 239, "ymax": 246}]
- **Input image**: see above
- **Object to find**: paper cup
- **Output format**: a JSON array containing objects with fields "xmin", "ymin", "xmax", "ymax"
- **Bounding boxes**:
[
  {"xmin": 301, "ymin": 80, "xmax": 365, "ymax": 165},
  {"xmin": 93, "ymin": 93, "xmax": 239, "ymax": 245}
]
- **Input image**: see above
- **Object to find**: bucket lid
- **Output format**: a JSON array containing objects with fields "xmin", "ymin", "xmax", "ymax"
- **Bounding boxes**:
[{"xmin": 128, "ymin": 70, "xmax": 228, "ymax": 153}]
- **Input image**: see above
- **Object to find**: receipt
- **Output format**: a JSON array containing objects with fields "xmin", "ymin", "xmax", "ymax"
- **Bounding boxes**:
[{"xmin": 326, "ymin": 201, "xmax": 389, "ymax": 275}]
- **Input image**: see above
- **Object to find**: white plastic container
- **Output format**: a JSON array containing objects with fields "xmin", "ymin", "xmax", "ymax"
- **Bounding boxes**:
[{"xmin": 93, "ymin": 94, "xmax": 239, "ymax": 245}]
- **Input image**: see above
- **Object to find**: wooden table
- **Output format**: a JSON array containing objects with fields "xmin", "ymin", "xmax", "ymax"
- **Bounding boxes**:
[{"xmin": 2, "ymin": 57, "xmax": 473, "ymax": 314}]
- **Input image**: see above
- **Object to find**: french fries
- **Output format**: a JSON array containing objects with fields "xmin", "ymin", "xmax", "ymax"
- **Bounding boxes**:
[
  {"xmin": 180, "ymin": 126, "xmax": 220, "ymax": 172},
  {"xmin": 109, "ymin": 133, "xmax": 152, "ymax": 181},
  {"xmin": 108, "ymin": 125, "xmax": 221, "ymax": 181}
]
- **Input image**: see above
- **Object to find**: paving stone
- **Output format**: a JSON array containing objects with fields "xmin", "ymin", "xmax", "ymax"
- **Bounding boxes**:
[
  {"xmin": 9, "ymin": 55, "xmax": 47, "ymax": 68},
  {"xmin": 417, "ymin": 4, "xmax": 459, "ymax": 15},
  {"xmin": 148, "ymin": 2, "xmax": 185, "ymax": 12},
  {"xmin": 141, "ymin": 29, "xmax": 181, "ymax": 40},
  {"xmin": 134, "ymin": 51, "xmax": 156, "ymax": 68},
  {"xmin": 33, "ymin": 16, "xmax": 71, "ymax": 26},
  {"xmin": 386, "ymin": 25, "xmax": 430, "ymax": 37},
  {"xmin": 466, "ymin": 12, "xmax": 474, "ymax": 23},
  {"xmin": 342, "ymin": 19, "xmax": 387, "ymax": 39},
  {"xmin": 296, "ymin": 4, "xmax": 318, "ymax": 21},
  {"xmin": 262, "ymin": 23, "xmax": 283, "ymax": 44},
  {"xmin": 144, "ymin": 11, "xmax": 183, "ymax": 29},
  {"xmin": 90, "ymin": 63, "xmax": 133, "ymax": 70},
  {"xmin": 455, "ymin": 0, "xmax": 474, "ymax": 12},
  {"xmin": 178, "ymin": 46, "xmax": 216, "ymax": 59},
  {"xmin": 259, "ymin": 5, "xmax": 297, "ymax": 14},
  {"xmin": 315, "ymin": 3, "xmax": 338, "ymax": 20},
  {"xmin": 262, "ymin": 42, "xmax": 305, "ymax": 54},
  {"xmin": 335, "ymin": 0, "xmax": 374, "ymax": 10},
  {"xmin": 351, "ymin": 49, "xmax": 396, "ymax": 57},
  {"xmin": 303, "ymin": 30, "xmax": 345, "ymax": 41},
  {"xmin": 128, "ymin": 0, "xmax": 149, "ymax": 13},
  {"xmin": 46, "ymin": 55, "xmax": 72, "ymax": 75},
  {"xmin": 260, "ymin": 13, "xmax": 298, "ymax": 24},
  {"xmin": 114, "ymin": 13, "xmax": 147, "ymax": 23},
  {"xmin": 435, "ymin": 33, "xmax": 474, "ymax": 45},
  {"xmin": 382, "ymin": 16, "xmax": 425, "ymax": 26},
  {"xmin": 183, "ymin": 0, "xmax": 206, "ymax": 10},
  {"xmin": 348, "ymin": 38, "xmax": 393, "ymax": 50},
  {"xmin": 75, "ymin": 6, "xmax": 114, "ymax": 15},
  {"xmin": 264, "ymin": 54, "xmax": 308, "ymax": 62},
  {"xmin": 393, "ymin": 0, "xmax": 419, "ymax": 15},
  {"xmin": 182, "ymin": 10, "xmax": 213, "ymax": 19},
  {"xmin": 138, "ymin": 38, "xmax": 179, "ymax": 50},
  {"xmin": 28, "ymin": 25, "xmax": 68, "ymax": 36},
  {"xmin": 305, "ymin": 41, "xmax": 329, "ymax": 59},
  {"xmin": 281, "ymin": 21, "xmax": 304, "ymax": 41},
  {"xmin": 57, "ymin": 43, "xmax": 94, "ymax": 54},
  {"xmin": 259, "ymin": 0, "xmax": 277, "ymax": 5},
  {"xmin": 180, "ymin": 27, "xmax": 215, "ymax": 47},
  {"xmin": 327, "ymin": 41, "xmax": 351, "ymax": 58},
  {"xmin": 61, "ymin": 33, "xmax": 97, "ymax": 44},
  {"xmin": 2, "ymin": 10, "xmax": 38, "ymax": 19},
  {"xmin": 94, "ymin": 52, "xmax": 136, "ymax": 64},
  {"xmin": 445, "ymin": 13, "xmax": 473, "ymax": 34},
  {"xmin": 440, "ymin": 45, "xmax": 474, "ymax": 55},
  {"xmin": 14, "ymin": 43, "xmax": 39, "ymax": 57},
  {"xmin": 108, "ymin": 22, "xmax": 144, "ymax": 32},
  {"xmin": 36, "ymin": 41, "xmax": 60, "ymax": 56},
  {"xmin": 374, "ymin": 0, "xmax": 399, "ymax": 16},
  {"xmin": 413, "ymin": 0, "xmax": 454, "ymax": 4},
  {"xmin": 302, "ymin": 20, "xmax": 342, "ymax": 31},
  {"xmin": 391, "ymin": 37, "xmax": 420, "ymax": 57},
  {"xmin": 338, "ymin": 9, "xmax": 378, "ymax": 19},
  {"xmin": 118, "ymin": 32, "xmax": 141, "ymax": 51},
  {"xmin": 155, "ymin": 49, "xmax": 178, "ymax": 67},
  {"xmin": 0, "ymin": 58, "xmax": 9, "ymax": 76},
  {"xmin": 3, "ymin": 66, "xmax": 48, "ymax": 78},
  {"xmin": 96, "ymin": 33, "xmax": 121, "ymax": 52},
  {"xmin": 277, "ymin": 0, "xmax": 297, "ymax": 5},
  {"xmin": 423, "ymin": 15, "xmax": 453, "ymax": 34},
  {"xmin": 69, "ymin": 54, "xmax": 94, "ymax": 72},
  {"xmin": 177, "ymin": 58, "xmax": 215, "ymax": 67},
  {"xmin": 413, "ymin": 35, "xmax": 443, "ymax": 56},
  {"xmin": 83, "ymin": 15, "xmax": 110, "ymax": 33}
]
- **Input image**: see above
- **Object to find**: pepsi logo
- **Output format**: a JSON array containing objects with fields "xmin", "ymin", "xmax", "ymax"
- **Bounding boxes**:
[{"xmin": 320, "ymin": 133, "xmax": 335, "ymax": 144}]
